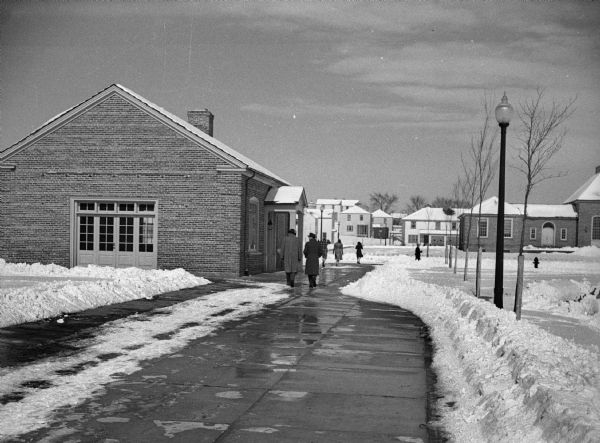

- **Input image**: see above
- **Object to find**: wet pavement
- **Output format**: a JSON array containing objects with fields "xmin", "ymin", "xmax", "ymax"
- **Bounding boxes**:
[{"xmin": 3, "ymin": 264, "xmax": 443, "ymax": 442}]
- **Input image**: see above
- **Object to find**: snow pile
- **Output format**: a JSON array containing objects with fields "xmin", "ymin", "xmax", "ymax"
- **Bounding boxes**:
[
  {"xmin": 524, "ymin": 279, "xmax": 600, "ymax": 328},
  {"xmin": 0, "ymin": 259, "xmax": 210, "ymax": 327},
  {"xmin": 342, "ymin": 256, "xmax": 600, "ymax": 443}
]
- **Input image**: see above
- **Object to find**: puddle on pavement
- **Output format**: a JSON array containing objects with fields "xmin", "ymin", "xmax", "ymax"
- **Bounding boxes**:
[
  {"xmin": 0, "ymin": 391, "xmax": 26, "ymax": 404},
  {"xmin": 97, "ymin": 352, "xmax": 123, "ymax": 361},
  {"xmin": 211, "ymin": 308, "xmax": 236, "ymax": 317}
]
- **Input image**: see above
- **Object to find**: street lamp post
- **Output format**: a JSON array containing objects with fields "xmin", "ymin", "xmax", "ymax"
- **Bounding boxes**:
[{"xmin": 493, "ymin": 92, "xmax": 514, "ymax": 309}]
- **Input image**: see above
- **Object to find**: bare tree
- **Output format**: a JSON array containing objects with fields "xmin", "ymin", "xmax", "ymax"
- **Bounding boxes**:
[
  {"xmin": 370, "ymin": 192, "xmax": 398, "ymax": 213},
  {"xmin": 405, "ymin": 195, "xmax": 428, "ymax": 214},
  {"xmin": 513, "ymin": 88, "xmax": 576, "ymax": 319},
  {"xmin": 461, "ymin": 93, "xmax": 498, "ymax": 291}
]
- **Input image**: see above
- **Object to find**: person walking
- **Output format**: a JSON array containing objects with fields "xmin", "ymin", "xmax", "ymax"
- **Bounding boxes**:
[
  {"xmin": 333, "ymin": 239, "xmax": 344, "ymax": 266},
  {"xmin": 355, "ymin": 241, "xmax": 364, "ymax": 264},
  {"xmin": 304, "ymin": 233, "xmax": 322, "ymax": 288},
  {"xmin": 415, "ymin": 244, "xmax": 422, "ymax": 261},
  {"xmin": 281, "ymin": 228, "xmax": 302, "ymax": 287},
  {"xmin": 318, "ymin": 235, "xmax": 329, "ymax": 268}
]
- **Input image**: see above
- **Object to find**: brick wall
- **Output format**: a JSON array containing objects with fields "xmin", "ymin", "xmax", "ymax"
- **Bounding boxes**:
[
  {"xmin": 574, "ymin": 201, "xmax": 600, "ymax": 246},
  {"xmin": 459, "ymin": 215, "xmax": 578, "ymax": 252},
  {"xmin": 0, "ymin": 92, "xmax": 270, "ymax": 278}
]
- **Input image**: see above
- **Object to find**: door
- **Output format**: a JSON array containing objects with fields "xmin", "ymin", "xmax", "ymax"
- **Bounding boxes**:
[
  {"xmin": 274, "ymin": 212, "xmax": 290, "ymax": 272},
  {"xmin": 541, "ymin": 222, "xmax": 555, "ymax": 247},
  {"xmin": 75, "ymin": 201, "xmax": 157, "ymax": 269}
]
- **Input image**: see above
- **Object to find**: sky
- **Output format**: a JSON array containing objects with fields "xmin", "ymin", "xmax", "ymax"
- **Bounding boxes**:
[{"xmin": 1, "ymin": 1, "xmax": 599, "ymax": 210}]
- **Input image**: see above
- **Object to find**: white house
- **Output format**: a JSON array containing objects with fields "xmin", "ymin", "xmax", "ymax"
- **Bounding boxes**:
[
  {"xmin": 310, "ymin": 198, "xmax": 361, "ymax": 241},
  {"xmin": 340, "ymin": 205, "xmax": 371, "ymax": 239},
  {"xmin": 403, "ymin": 207, "xmax": 466, "ymax": 246}
]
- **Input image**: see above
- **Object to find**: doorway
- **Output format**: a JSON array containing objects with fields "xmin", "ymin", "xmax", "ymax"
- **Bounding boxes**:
[{"xmin": 541, "ymin": 222, "xmax": 555, "ymax": 247}]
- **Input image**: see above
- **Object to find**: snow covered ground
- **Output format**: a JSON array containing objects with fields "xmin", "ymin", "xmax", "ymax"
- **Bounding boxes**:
[{"xmin": 1, "ymin": 247, "xmax": 599, "ymax": 442}]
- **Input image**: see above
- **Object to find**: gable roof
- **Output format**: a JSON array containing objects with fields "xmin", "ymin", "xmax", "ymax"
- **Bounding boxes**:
[
  {"xmin": 0, "ymin": 84, "xmax": 289, "ymax": 185},
  {"xmin": 342, "ymin": 205, "xmax": 370, "ymax": 215},
  {"xmin": 563, "ymin": 171, "xmax": 600, "ymax": 203},
  {"xmin": 371, "ymin": 209, "xmax": 392, "ymax": 218},
  {"xmin": 315, "ymin": 198, "xmax": 360, "ymax": 207},
  {"xmin": 265, "ymin": 186, "xmax": 307, "ymax": 205},
  {"xmin": 470, "ymin": 197, "xmax": 521, "ymax": 216},
  {"xmin": 404, "ymin": 207, "xmax": 467, "ymax": 221}
]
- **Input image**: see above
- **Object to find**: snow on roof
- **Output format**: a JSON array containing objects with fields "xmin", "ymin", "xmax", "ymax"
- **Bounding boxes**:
[
  {"xmin": 342, "ymin": 206, "xmax": 370, "ymax": 214},
  {"xmin": 470, "ymin": 197, "xmax": 521, "ymax": 215},
  {"xmin": 468, "ymin": 197, "xmax": 576, "ymax": 218},
  {"xmin": 404, "ymin": 207, "xmax": 467, "ymax": 220},
  {"xmin": 265, "ymin": 186, "xmax": 306, "ymax": 204},
  {"xmin": 563, "ymin": 171, "xmax": 600, "ymax": 203},
  {"xmin": 372, "ymin": 209, "xmax": 392, "ymax": 218},
  {"xmin": 513, "ymin": 204, "xmax": 577, "ymax": 218},
  {"xmin": 115, "ymin": 85, "xmax": 289, "ymax": 185}
]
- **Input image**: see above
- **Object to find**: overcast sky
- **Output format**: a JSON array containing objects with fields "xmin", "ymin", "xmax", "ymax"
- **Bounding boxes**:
[{"xmin": 1, "ymin": 1, "xmax": 599, "ymax": 210}]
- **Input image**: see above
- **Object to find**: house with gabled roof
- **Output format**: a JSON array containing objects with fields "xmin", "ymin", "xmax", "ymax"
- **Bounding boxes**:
[
  {"xmin": 403, "ymin": 207, "xmax": 466, "ymax": 246},
  {"xmin": 340, "ymin": 205, "xmax": 371, "ymax": 238},
  {"xmin": 0, "ymin": 84, "xmax": 306, "ymax": 277},
  {"xmin": 459, "ymin": 197, "xmax": 578, "ymax": 252}
]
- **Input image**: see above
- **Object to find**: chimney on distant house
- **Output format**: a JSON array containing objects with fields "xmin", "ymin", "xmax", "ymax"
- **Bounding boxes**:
[{"xmin": 187, "ymin": 109, "xmax": 214, "ymax": 136}]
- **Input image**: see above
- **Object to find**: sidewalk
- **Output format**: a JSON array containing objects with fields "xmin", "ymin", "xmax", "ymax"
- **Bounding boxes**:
[{"xmin": 10, "ymin": 265, "xmax": 444, "ymax": 442}]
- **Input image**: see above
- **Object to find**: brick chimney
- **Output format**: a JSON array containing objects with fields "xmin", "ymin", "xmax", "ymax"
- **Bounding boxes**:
[{"xmin": 187, "ymin": 109, "xmax": 214, "ymax": 136}]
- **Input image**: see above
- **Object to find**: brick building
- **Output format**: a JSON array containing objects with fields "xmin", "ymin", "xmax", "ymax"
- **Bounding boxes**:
[{"xmin": 0, "ymin": 84, "xmax": 306, "ymax": 277}]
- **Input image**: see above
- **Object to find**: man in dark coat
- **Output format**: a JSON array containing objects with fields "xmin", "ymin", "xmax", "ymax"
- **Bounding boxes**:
[
  {"xmin": 303, "ymin": 233, "xmax": 322, "ymax": 288},
  {"xmin": 281, "ymin": 228, "xmax": 302, "ymax": 287}
]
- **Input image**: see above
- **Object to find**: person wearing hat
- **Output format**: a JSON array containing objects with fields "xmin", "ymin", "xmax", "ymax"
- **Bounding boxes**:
[
  {"xmin": 303, "ymin": 232, "xmax": 322, "ymax": 288},
  {"xmin": 281, "ymin": 228, "xmax": 302, "ymax": 287}
]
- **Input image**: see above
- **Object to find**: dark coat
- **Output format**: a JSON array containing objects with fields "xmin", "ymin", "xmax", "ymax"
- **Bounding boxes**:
[
  {"xmin": 333, "ymin": 241, "xmax": 344, "ymax": 260},
  {"xmin": 355, "ymin": 242, "xmax": 364, "ymax": 258},
  {"xmin": 281, "ymin": 233, "xmax": 302, "ymax": 273},
  {"xmin": 303, "ymin": 238, "xmax": 321, "ymax": 276}
]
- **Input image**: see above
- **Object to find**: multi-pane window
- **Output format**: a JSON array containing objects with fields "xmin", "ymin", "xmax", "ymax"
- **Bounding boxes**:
[
  {"xmin": 435, "ymin": 222, "xmax": 441, "ymax": 230},
  {"xmin": 504, "ymin": 219, "xmax": 513, "ymax": 238},
  {"xmin": 346, "ymin": 225, "xmax": 354, "ymax": 232},
  {"xmin": 560, "ymin": 228, "xmax": 567, "ymax": 241},
  {"xmin": 593, "ymin": 217, "xmax": 600, "ymax": 241},
  {"xmin": 119, "ymin": 217, "xmax": 134, "ymax": 252},
  {"xmin": 139, "ymin": 217, "xmax": 154, "ymax": 252},
  {"xmin": 119, "ymin": 203, "xmax": 135, "ymax": 212},
  {"xmin": 79, "ymin": 216, "xmax": 94, "ymax": 250},
  {"xmin": 451, "ymin": 222, "xmax": 457, "ymax": 230},
  {"xmin": 347, "ymin": 215, "xmax": 351, "ymax": 222},
  {"xmin": 530, "ymin": 227, "xmax": 536, "ymax": 240},
  {"xmin": 99, "ymin": 217, "xmax": 114, "ymax": 251},
  {"xmin": 248, "ymin": 197, "xmax": 259, "ymax": 251},
  {"xmin": 359, "ymin": 215, "xmax": 364, "ymax": 221},
  {"xmin": 411, "ymin": 221, "xmax": 416, "ymax": 229},
  {"xmin": 478, "ymin": 218, "xmax": 488, "ymax": 238},
  {"xmin": 79, "ymin": 202, "xmax": 95, "ymax": 211},
  {"xmin": 99, "ymin": 203, "xmax": 115, "ymax": 212},
  {"xmin": 408, "ymin": 234, "xmax": 418, "ymax": 244}
]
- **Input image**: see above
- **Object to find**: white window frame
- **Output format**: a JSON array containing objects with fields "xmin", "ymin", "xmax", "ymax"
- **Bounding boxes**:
[
  {"xmin": 478, "ymin": 218, "xmax": 488, "ymax": 238},
  {"xmin": 560, "ymin": 228, "xmax": 567, "ymax": 241},
  {"xmin": 248, "ymin": 197, "xmax": 260, "ymax": 252},
  {"xmin": 530, "ymin": 227, "xmax": 536, "ymax": 240},
  {"xmin": 593, "ymin": 216, "xmax": 600, "ymax": 241},
  {"xmin": 346, "ymin": 225, "xmax": 354, "ymax": 232},
  {"xmin": 504, "ymin": 218, "xmax": 513, "ymax": 239}
]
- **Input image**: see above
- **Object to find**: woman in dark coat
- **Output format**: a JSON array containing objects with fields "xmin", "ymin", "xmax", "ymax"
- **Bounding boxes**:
[
  {"xmin": 333, "ymin": 239, "xmax": 344, "ymax": 266},
  {"xmin": 303, "ymin": 233, "xmax": 321, "ymax": 288},
  {"xmin": 355, "ymin": 241, "xmax": 364, "ymax": 264}
]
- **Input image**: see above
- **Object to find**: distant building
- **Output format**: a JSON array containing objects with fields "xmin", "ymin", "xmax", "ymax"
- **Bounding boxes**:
[
  {"xmin": 340, "ymin": 205, "xmax": 372, "ymax": 238},
  {"xmin": 371, "ymin": 209, "xmax": 393, "ymax": 240},
  {"xmin": 404, "ymin": 207, "xmax": 466, "ymax": 246},
  {"xmin": 458, "ymin": 167, "xmax": 600, "ymax": 251}
]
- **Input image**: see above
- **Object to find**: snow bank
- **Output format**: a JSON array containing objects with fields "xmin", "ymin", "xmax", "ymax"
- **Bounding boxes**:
[
  {"xmin": 342, "ymin": 256, "xmax": 600, "ymax": 443},
  {"xmin": 0, "ymin": 260, "xmax": 210, "ymax": 327}
]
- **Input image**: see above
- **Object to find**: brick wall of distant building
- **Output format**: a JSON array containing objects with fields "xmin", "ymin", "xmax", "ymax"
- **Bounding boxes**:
[
  {"xmin": 573, "ymin": 201, "xmax": 600, "ymax": 247},
  {"xmin": 459, "ymin": 215, "xmax": 577, "ymax": 252},
  {"xmin": 0, "ymin": 93, "xmax": 267, "ymax": 278}
]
